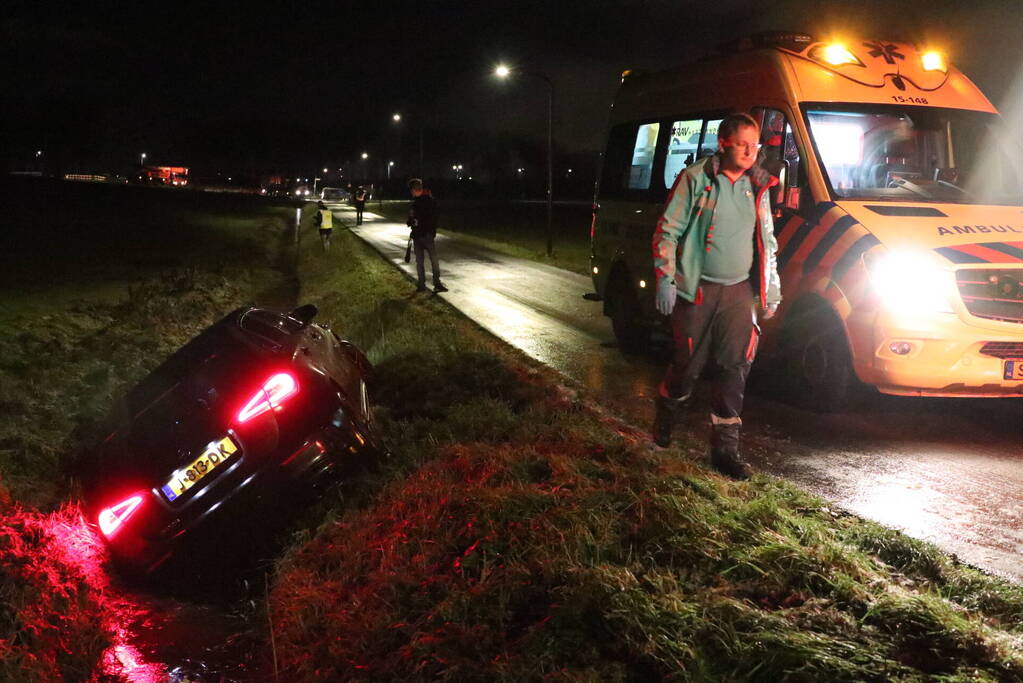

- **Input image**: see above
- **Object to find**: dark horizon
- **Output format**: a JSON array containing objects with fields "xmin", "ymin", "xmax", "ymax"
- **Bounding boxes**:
[{"xmin": 5, "ymin": 1, "xmax": 1022, "ymax": 178}]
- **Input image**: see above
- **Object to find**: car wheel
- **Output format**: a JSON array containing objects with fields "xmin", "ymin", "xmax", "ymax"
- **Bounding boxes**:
[
  {"xmin": 608, "ymin": 275, "xmax": 648, "ymax": 354},
  {"xmin": 787, "ymin": 310, "xmax": 857, "ymax": 413}
]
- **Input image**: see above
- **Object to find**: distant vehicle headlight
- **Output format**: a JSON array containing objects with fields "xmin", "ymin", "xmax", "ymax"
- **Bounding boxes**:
[{"xmin": 866, "ymin": 250, "xmax": 954, "ymax": 314}]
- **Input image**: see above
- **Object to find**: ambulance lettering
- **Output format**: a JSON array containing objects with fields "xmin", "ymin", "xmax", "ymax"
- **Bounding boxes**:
[{"xmin": 937, "ymin": 225, "xmax": 1023, "ymax": 236}]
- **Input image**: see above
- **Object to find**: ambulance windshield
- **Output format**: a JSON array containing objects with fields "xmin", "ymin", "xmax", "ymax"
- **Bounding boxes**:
[{"xmin": 805, "ymin": 104, "xmax": 1023, "ymax": 205}]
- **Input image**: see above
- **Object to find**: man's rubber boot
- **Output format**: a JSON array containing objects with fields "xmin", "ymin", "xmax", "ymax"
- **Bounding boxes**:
[
  {"xmin": 710, "ymin": 422, "xmax": 752, "ymax": 480},
  {"xmin": 652, "ymin": 395, "xmax": 685, "ymax": 448}
]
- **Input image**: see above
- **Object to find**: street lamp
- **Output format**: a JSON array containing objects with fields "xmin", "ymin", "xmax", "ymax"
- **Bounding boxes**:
[
  {"xmin": 495, "ymin": 63, "xmax": 554, "ymax": 257},
  {"xmin": 392, "ymin": 111, "xmax": 425, "ymax": 177},
  {"xmin": 140, "ymin": 152, "xmax": 147, "ymax": 166},
  {"xmin": 387, "ymin": 161, "xmax": 394, "ymax": 180}
]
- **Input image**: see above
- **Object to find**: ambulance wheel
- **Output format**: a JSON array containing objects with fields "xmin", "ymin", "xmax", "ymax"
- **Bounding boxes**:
[
  {"xmin": 608, "ymin": 276, "xmax": 648, "ymax": 354},
  {"xmin": 788, "ymin": 311, "xmax": 855, "ymax": 413}
]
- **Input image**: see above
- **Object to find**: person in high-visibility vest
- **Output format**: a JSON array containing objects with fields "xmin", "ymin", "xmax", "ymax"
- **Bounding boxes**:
[
  {"xmin": 354, "ymin": 187, "xmax": 367, "ymax": 225},
  {"xmin": 314, "ymin": 201, "xmax": 334, "ymax": 250}
]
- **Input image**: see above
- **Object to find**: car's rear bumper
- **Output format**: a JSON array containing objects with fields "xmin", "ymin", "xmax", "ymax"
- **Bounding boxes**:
[{"xmin": 101, "ymin": 416, "xmax": 378, "ymax": 573}]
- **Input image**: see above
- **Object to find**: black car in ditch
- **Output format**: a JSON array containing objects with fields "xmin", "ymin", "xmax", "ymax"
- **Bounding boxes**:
[{"xmin": 83, "ymin": 304, "xmax": 382, "ymax": 573}]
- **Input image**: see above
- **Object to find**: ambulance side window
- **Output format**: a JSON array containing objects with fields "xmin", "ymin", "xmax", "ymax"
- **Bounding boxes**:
[
  {"xmin": 599, "ymin": 124, "xmax": 635, "ymax": 200},
  {"xmin": 627, "ymin": 122, "xmax": 661, "ymax": 190},
  {"xmin": 600, "ymin": 121, "xmax": 665, "ymax": 200},
  {"xmin": 661, "ymin": 114, "xmax": 729, "ymax": 194},
  {"xmin": 663, "ymin": 118, "xmax": 702, "ymax": 190}
]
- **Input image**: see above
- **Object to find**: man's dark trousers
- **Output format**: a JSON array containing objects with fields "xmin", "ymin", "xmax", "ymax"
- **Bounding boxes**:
[
  {"xmin": 662, "ymin": 279, "xmax": 758, "ymax": 418},
  {"xmin": 413, "ymin": 235, "xmax": 442, "ymax": 288}
]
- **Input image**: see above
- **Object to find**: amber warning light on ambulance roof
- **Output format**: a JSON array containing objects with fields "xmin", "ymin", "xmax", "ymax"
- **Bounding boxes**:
[
  {"xmin": 921, "ymin": 51, "xmax": 947, "ymax": 72},
  {"xmin": 810, "ymin": 43, "xmax": 865, "ymax": 67}
]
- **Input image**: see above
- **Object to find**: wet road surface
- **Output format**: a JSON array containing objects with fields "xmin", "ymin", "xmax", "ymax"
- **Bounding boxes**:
[{"xmin": 343, "ymin": 205, "xmax": 1023, "ymax": 583}]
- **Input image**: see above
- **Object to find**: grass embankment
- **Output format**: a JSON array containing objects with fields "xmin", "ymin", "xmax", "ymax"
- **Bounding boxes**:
[
  {"xmin": 268, "ymin": 224, "xmax": 1023, "ymax": 680},
  {"xmin": 371, "ymin": 199, "xmax": 592, "ymax": 275},
  {"xmin": 0, "ymin": 178, "xmax": 308, "ymax": 680}
]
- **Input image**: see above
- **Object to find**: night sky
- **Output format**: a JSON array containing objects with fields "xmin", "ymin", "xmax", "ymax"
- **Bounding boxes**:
[{"xmin": 4, "ymin": 0, "xmax": 1021, "ymax": 178}]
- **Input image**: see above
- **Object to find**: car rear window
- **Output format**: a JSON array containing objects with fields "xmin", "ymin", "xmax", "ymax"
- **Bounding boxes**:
[{"xmin": 239, "ymin": 309, "xmax": 303, "ymax": 347}]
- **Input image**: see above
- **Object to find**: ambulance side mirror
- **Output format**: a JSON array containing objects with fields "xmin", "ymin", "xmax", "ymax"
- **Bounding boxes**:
[{"xmin": 769, "ymin": 159, "xmax": 790, "ymax": 208}]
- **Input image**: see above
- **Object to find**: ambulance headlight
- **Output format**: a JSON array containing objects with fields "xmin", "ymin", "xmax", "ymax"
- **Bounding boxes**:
[{"xmin": 866, "ymin": 251, "xmax": 954, "ymax": 314}]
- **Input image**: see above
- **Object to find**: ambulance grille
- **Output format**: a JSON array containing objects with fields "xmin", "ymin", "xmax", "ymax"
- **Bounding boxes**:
[
  {"xmin": 956, "ymin": 269, "xmax": 1023, "ymax": 324},
  {"xmin": 979, "ymin": 342, "xmax": 1023, "ymax": 359}
]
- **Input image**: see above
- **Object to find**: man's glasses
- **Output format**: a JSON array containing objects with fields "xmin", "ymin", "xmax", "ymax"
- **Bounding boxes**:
[{"xmin": 724, "ymin": 141, "xmax": 763, "ymax": 153}]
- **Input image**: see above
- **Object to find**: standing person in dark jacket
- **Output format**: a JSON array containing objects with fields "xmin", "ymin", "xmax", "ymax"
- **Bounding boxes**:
[
  {"xmin": 354, "ymin": 186, "xmax": 367, "ymax": 225},
  {"xmin": 407, "ymin": 178, "xmax": 446, "ymax": 293}
]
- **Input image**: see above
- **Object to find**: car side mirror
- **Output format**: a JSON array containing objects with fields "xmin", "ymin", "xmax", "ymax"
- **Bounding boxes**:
[{"xmin": 289, "ymin": 303, "xmax": 318, "ymax": 328}]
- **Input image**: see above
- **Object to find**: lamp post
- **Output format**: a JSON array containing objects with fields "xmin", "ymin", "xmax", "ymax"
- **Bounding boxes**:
[
  {"xmin": 495, "ymin": 64, "xmax": 554, "ymax": 257},
  {"xmin": 140, "ymin": 152, "xmax": 147, "ymax": 166},
  {"xmin": 387, "ymin": 161, "xmax": 394, "ymax": 180},
  {"xmin": 392, "ymin": 111, "xmax": 425, "ymax": 178}
]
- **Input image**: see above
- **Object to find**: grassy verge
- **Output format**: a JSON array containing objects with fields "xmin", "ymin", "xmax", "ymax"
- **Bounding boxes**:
[
  {"xmin": 268, "ymin": 224, "xmax": 1023, "ymax": 680},
  {"xmin": 370, "ymin": 199, "xmax": 592, "ymax": 275},
  {"xmin": 0, "ymin": 180, "xmax": 309, "ymax": 680}
]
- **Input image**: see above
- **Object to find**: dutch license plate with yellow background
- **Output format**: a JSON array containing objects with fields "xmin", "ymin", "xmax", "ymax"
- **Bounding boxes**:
[
  {"xmin": 1003, "ymin": 360, "xmax": 1023, "ymax": 381},
  {"xmin": 161, "ymin": 435, "xmax": 238, "ymax": 502}
]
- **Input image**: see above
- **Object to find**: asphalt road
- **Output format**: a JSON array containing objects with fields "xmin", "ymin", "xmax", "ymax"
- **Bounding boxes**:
[{"xmin": 340, "ymin": 205, "xmax": 1023, "ymax": 583}]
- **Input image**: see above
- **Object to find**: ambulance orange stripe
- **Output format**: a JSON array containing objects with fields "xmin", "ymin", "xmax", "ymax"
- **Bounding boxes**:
[
  {"xmin": 954, "ymin": 243, "xmax": 1023, "ymax": 263},
  {"xmin": 806, "ymin": 224, "xmax": 870, "ymax": 279}
]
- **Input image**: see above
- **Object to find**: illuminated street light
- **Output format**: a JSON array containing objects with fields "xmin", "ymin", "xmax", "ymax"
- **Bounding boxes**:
[
  {"xmin": 387, "ymin": 160, "xmax": 394, "ymax": 180},
  {"xmin": 323, "ymin": 168, "xmax": 328, "ymax": 173},
  {"xmin": 392, "ymin": 111, "xmax": 425, "ymax": 176},
  {"xmin": 495, "ymin": 63, "xmax": 554, "ymax": 256},
  {"xmin": 140, "ymin": 152, "xmax": 147, "ymax": 166},
  {"xmin": 35, "ymin": 150, "xmax": 43, "ymax": 157},
  {"xmin": 361, "ymin": 152, "xmax": 368, "ymax": 160}
]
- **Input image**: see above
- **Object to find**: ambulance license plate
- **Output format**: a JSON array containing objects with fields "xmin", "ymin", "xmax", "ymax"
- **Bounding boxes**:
[
  {"xmin": 1003, "ymin": 360, "xmax": 1023, "ymax": 381},
  {"xmin": 161, "ymin": 435, "xmax": 238, "ymax": 502}
]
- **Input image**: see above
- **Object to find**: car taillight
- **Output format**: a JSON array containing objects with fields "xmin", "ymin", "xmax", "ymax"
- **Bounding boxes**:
[
  {"xmin": 98, "ymin": 494, "xmax": 144, "ymax": 538},
  {"xmin": 236, "ymin": 372, "xmax": 299, "ymax": 423}
]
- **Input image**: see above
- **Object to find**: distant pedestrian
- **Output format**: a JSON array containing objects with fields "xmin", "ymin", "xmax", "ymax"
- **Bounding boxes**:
[
  {"xmin": 407, "ymin": 178, "xmax": 446, "ymax": 293},
  {"xmin": 354, "ymin": 186, "xmax": 367, "ymax": 225},
  {"xmin": 650, "ymin": 112, "xmax": 781, "ymax": 480},
  {"xmin": 314, "ymin": 201, "xmax": 334, "ymax": 251}
]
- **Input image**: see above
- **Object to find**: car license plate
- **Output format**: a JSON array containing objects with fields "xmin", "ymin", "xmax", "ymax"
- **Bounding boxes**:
[
  {"xmin": 1003, "ymin": 360, "xmax": 1023, "ymax": 381},
  {"xmin": 161, "ymin": 435, "xmax": 238, "ymax": 502}
]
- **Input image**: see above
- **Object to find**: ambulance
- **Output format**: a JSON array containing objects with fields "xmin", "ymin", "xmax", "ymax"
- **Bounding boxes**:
[{"xmin": 590, "ymin": 31, "xmax": 1023, "ymax": 409}]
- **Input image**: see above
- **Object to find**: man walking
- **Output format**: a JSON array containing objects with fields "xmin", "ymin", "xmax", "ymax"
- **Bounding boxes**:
[
  {"xmin": 407, "ymin": 178, "xmax": 446, "ymax": 293},
  {"xmin": 651, "ymin": 113, "xmax": 781, "ymax": 480}
]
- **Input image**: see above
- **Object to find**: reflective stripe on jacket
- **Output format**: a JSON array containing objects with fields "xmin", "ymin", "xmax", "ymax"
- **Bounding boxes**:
[{"xmin": 652, "ymin": 154, "xmax": 782, "ymax": 308}]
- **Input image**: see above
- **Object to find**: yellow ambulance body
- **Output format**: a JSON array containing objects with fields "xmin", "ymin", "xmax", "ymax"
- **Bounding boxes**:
[{"xmin": 590, "ymin": 32, "xmax": 1023, "ymax": 406}]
